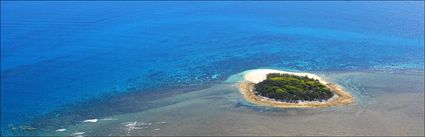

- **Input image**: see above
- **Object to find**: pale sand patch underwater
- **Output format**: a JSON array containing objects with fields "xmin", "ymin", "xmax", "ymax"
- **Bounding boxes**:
[
  {"xmin": 36, "ymin": 71, "xmax": 424, "ymax": 136},
  {"xmin": 238, "ymin": 69, "xmax": 354, "ymax": 108}
]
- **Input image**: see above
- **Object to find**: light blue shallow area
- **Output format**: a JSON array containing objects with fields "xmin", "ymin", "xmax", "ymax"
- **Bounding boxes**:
[{"xmin": 1, "ymin": 1, "xmax": 424, "ymax": 134}]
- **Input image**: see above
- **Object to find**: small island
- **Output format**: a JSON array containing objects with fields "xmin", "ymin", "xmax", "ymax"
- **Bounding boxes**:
[{"xmin": 237, "ymin": 69, "xmax": 354, "ymax": 108}]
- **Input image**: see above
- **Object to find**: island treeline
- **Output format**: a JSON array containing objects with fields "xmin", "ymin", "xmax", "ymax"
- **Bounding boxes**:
[{"xmin": 254, "ymin": 73, "xmax": 333, "ymax": 102}]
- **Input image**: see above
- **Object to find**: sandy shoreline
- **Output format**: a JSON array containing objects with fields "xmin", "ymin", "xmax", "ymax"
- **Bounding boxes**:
[{"xmin": 238, "ymin": 69, "xmax": 354, "ymax": 108}]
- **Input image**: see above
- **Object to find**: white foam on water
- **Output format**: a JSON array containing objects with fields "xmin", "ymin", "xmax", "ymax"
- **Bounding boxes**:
[
  {"xmin": 139, "ymin": 122, "xmax": 151, "ymax": 126},
  {"xmin": 72, "ymin": 132, "xmax": 85, "ymax": 135},
  {"xmin": 124, "ymin": 121, "xmax": 137, "ymax": 127},
  {"xmin": 124, "ymin": 121, "xmax": 143, "ymax": 133},
  {"xmin": 100, "ymin": 118, "xmax": 117, "ymax": 121},
  {"xmin": 83, "ymin": 119, "xmax": 98, "ymax": 123},
  {"xmin": 55, "ymin": 128, "xmax": 66, "ymax": 132}
]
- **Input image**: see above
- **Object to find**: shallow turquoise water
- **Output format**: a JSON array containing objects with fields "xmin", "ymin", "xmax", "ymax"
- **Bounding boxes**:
[{"xmin": 1, "ymin": 1, "xmax": 424, "ymax": 135}]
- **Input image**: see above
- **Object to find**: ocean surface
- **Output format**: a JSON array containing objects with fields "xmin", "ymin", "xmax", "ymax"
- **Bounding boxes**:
[{"xmin": 1, "ymin": 1, "xmax": 424, "ymax": 136}]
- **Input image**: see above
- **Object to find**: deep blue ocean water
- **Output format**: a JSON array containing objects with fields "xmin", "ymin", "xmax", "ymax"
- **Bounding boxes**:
[{"xmin": 1, "ymin": 1, "xmax": 424, "ymax": 135}]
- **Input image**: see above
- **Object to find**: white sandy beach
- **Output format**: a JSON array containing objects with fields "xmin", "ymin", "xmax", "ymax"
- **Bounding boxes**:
[{"xmin": 243, "ymin": 69, "xmax": 329, "ymax": 84}]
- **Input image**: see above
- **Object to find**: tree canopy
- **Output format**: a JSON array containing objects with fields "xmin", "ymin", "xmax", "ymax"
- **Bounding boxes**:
[{"xmin": 254, "ymin": 73, "xmax": 333, "ymax": 102}]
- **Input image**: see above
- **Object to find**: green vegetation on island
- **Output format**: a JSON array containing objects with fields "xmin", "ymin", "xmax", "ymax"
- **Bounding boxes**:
[{"xmin": 254, "ymin": 73, "xmax": 334, "ymax": 102}]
